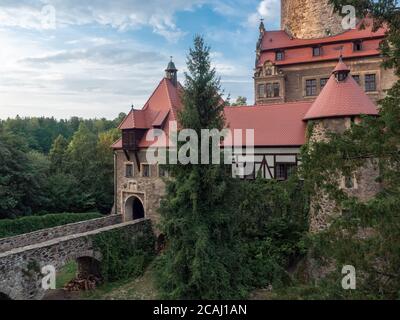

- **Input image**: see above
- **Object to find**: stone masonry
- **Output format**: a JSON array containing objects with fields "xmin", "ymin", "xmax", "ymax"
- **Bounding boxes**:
[
  {"xmin": 281, "ymin": 0, "xmax": 343, "ymax": 39},
  {"xmin": 115, "ymin": 149, "xmax": 167, "ymax": 228},
  {"xmin": 308, "ymin": 118, "xmax": 382, "ymax": 232},
  {"xmin": 0, "ymin": 218, "xmax": 151, "ymax": 300},
  {"xmin": 0, "ymin": 215, "xmax": 122, "ymax": 253}
]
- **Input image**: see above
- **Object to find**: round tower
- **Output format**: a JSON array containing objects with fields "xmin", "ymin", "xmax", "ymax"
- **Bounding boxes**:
[
  {"xmin": 281, "ymin": 0, "xmax": 344, "ymax": 39},
  {"xmin": 304, "ymin": 59, "xmax": 380, "ymax": 233}
]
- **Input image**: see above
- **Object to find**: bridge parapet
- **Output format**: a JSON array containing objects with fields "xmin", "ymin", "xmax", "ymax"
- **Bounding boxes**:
[{"xmin": 0, "ymin": 214, "xmax": 123, "ymax": 253}]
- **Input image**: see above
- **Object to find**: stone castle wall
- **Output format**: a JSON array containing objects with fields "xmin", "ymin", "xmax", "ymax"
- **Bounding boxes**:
[
  {"xmin": 0, "ymin": 215, "xmax": 122, "ymax": 253},
  {"xmin": 115, "ymin": 150, "xmax": 167, "ymax": 228},
  {"xmin": 281, "ymin": 0, "xmax": 343, "ymax": 39}
]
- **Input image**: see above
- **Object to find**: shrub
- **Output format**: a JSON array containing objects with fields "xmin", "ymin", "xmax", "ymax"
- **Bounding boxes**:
[{"xmin": 0, "ymin": 212, "xmax": 102, "ymax": 238}]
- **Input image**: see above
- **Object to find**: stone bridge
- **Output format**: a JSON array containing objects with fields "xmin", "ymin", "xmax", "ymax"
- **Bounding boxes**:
[{"xmin": 0, "ymin": 215, "xmax": 151, "ymax": 300}]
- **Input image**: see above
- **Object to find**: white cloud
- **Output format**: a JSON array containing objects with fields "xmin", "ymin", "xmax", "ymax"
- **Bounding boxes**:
[
  {"xmin": 0, "ymin": 0, "xmax": 207, "ymax": 42},
  {"xmin": 247, "ymin": 0, "xmax": 280, "ymax": 28}
]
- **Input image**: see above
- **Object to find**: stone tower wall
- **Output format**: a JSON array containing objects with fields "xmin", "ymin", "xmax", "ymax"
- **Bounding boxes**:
[
  {"xmin": 281, "ymin": 0, "xmax": 344, "ymax": 39},
  {"xmin": 308, "ymin": 118, "xmax": 382, "ymax": 233}
]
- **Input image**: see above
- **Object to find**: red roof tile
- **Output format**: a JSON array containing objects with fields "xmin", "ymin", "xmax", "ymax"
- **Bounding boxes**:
[
  {"xmin": 111, "ymin": 138, "xmax": 122, "ymax": 149},
  {"xmin": 118, "ymin": 78, "xmax": 183, "ymax": 130},
  {"xmin": 303, "ymin": 61, "xmax": 378, "ymax": 120},
  {"xmin": 258, "ymin": 20, "xmax": 386, "ymax": 66},
  {"xmin": 333, "ymin": 59, "xmax": 351, "ymax": 72},
  {"xmin": 261, "ymin": 19, "xmax": 386, "ymax": 51},
  {"xmin": 224, "ymin": 102, "xmax": 312, "ymax": 147}
]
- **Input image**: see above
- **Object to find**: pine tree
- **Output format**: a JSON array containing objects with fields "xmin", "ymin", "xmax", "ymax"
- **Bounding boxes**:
[
  {"xmin": 155, "ymin": 36, "xmax": 246, "ymax": 299},
  {"xmin": 49, "ymin": 135, "xmax": 68, "ymax": 172}
]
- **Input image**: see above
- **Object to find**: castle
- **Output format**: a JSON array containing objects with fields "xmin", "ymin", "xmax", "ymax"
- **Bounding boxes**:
[{"xmin": 111, "ymin": 0, "xmax": 397, "ymax": 230}]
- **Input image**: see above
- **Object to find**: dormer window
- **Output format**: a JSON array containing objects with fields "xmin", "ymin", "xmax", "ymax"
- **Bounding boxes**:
[
  {"xmin": 276, "ymin": 51, "xmax": 284, "ymax": 61},
  {"xmin": 337, "ymin": 72, "xmax": 348, "ymax": 82},
  {"xmin": 353, "ymin": 41, "xmax": 363, "ymax": 52},
  {"xmin": 313, "ymin": 47, "xmax": 322, "ymax": 57}
]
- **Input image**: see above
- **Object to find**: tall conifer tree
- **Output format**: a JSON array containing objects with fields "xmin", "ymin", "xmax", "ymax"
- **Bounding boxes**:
[{"xmin": 156, "ymin": 36, "xmax": 246, "ymax": 299}]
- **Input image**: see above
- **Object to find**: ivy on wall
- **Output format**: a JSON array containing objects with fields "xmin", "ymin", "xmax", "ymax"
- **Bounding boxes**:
[{"xmin": 93, "ymin": 221, "xmax": 156, "ymax": 282}]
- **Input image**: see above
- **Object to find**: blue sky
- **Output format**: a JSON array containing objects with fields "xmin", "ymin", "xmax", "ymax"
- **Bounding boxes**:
[{"xmin": 0, "ymin": 0, "xmax": 281, "ymax": 119}]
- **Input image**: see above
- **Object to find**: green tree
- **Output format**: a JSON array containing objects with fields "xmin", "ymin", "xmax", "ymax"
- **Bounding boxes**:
[
  {"xmin": 155, "ymin": 36, "xmax": 247, "ymax": 299},
  {"xmin": 230, "ymin": 96, "xmax": 248, "ymax": 106},
  {"xmin": 0, "ymin": 131, "xmax": 48, "ymax": 218},
  {"xmin": 65, "ymin": 123, "xmax": 98, "ymax": 211},
  {"xmin": 49, "ymin": 135, "xmax": 68, "ymax": 172},
  {"xmin": 94, "ymin": 128, "xmax": 121, "ymax": 214}
]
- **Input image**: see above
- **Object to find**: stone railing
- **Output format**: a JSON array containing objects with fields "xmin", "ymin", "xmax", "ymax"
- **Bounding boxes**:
[{"xmin": 0, "ymin": 214, "xmax": 123, "ymax": 253}]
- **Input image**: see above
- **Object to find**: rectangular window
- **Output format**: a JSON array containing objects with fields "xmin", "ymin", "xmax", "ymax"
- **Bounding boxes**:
[
  {"xmin": 273, "ymin": 83, "xmax": 280, "ymax": 97},
  {"xmin": 125, "ymin": 164, "xmax": 133, "ymax": 178},
  {"xmin": 142, "ymin": 164, "xmax": 151, "ymax": 177},
  {"xmin": 276, "ymin": 51, "xmax": 284, "ymax": 61},
  {"xmin": 365, "ymin": 74, "xmax": 376, "ymax": 92},
  {"xmin": 266, "ymin": 83, "xmax": 273, "ymax": 98},
  {"xmin": 320, "ymin": 78, "xmax": 329, "ymax": 89},
  {"xmin": 306, "ymin": 79, "xmax": 317, "ymax": 96},
  {"xmin": 158, "ymin": 165, "xmax": 168, "ymax": 178},
  {"xmin": 275, "ymin": 163, "xmax": 297, "ymax": 181},
  {"xmin": 353, "ymin": 41, "xmax": 363, "ymax": 51},
  {"xmin": 313, "ymin": 47, "xmax": 322, "ymax": 57},
  {"xmin": 352, "ymin": 75, "xmax": 361, "ymax": 85},
  {"xmin": 258, "ymin": 84, "xmax": 266, "ymax": 98}
]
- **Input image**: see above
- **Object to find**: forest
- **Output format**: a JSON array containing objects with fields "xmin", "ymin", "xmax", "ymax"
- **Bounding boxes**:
[{"xmin": 0, "ymin": 114, "xmax": 126, "ymax": 219}]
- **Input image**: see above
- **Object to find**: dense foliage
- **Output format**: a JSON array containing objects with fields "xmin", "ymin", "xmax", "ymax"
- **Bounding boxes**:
[
  {"xmin": 238, "ymin": 177, "xmax": 309, "ymax": 290},
  {"xmin": 0, "ymin": 115, "xmax": 125, "ymax": 218},
  {"xmin": 93, "ymin": 220, "xmax": 156, "ymax": 282},
  {"xmin": 0, "ymin": 212, "xmax": 102, "ymax": 238},
  {"xmin": 290, "ymin": 1, "xmax": 400, "ymax": 299}
]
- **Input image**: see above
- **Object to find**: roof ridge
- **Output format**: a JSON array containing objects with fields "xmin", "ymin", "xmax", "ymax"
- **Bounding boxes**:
[{"xmin": 225, "ymin": 101, "xmax": 312, "ymax": 109}]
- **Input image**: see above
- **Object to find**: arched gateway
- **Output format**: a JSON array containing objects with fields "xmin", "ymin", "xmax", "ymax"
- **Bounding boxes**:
[{"xmin": 125, "ymin": 196, "xmax": 145, "ymax": 221}]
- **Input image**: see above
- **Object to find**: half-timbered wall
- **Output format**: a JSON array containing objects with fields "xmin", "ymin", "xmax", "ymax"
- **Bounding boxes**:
[{"xmin": 232, "ymin": 147, "xmax": 301, "ymax": 180}]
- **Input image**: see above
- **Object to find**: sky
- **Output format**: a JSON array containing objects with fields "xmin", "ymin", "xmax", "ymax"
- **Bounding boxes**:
[{"xmin": 0, "ymin": 0, "xmax": 281, "ymax": 119}]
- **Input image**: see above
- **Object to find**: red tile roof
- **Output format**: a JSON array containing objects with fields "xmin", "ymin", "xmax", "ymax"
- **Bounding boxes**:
[
  {"xmin": 224, "ymin": 102, "xmax": 312, "ymax": 147},
  {"xmin": 118, "ymin": 78, "xmax": 183, "ymax": 130},
  {"xmin": 112, "ymin": 59, "xmax": 378, "ymax": 150},
  {"xmin": 304, "ymin": 61, "xmax": 378, "ymax": 120},
  {"xmin": 261, "ymin": 20, "xmax": 386, "ymax": 50},
  {"xmin": 258, "ymin": 20, "xmax": 386, "ymax": 66}
]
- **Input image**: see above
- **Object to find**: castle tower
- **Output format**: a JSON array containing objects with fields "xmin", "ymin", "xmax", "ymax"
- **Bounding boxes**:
[
  {"xmin": 281, "ymin": 0, "xmax": 344, "ymax": 39},
  {"xmin": 304, "ymin": 59, "xmax": 380, "ymax": 232}
]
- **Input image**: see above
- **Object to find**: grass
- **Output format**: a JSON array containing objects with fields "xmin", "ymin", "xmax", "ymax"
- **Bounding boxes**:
[
  {"xmin": 0, "ymin": 212, "xmax": 103, "ymax": 238},
  {"xmin": 81, "ymin": 263, "xmax": 159, "ymax": 300},
  {"xmin": 56, "ymin": 261, "xmax": 78, "ymax": 289}
]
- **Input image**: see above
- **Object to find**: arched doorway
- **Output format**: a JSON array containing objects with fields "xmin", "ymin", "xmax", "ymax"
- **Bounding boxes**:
[
  {"xmin": 125, "ymin": 196, "xmax": 145, "ymax": 221},
  {"xmin": 76, "ymin": 257, "xmax": 101, "ymax": 279}
]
